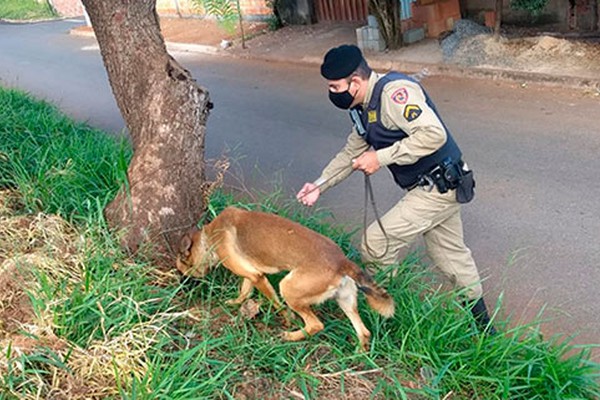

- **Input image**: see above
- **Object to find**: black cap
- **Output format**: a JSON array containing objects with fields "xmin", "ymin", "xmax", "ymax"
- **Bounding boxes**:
[{"xmin": 320, "ymin": 44, "xmax": 364, "ymax": 80}]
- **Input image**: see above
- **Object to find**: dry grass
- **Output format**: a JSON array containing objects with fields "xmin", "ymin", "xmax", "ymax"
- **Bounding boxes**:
[
  {"xmin": 0, "ymin": 194, "xmax": 84, "ymax": 340},
  {"xmin": 0, "ymin": 189, "xmax": 193, "ymax": 398},
  {"xmin": 0, "ymin": 316, "xmax": 187, "ymax": 399}
]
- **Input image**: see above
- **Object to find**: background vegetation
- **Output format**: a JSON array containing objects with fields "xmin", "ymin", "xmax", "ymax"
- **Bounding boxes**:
[
  {"xmin": 0, "ymin": 0, "xmax": 56, "ymax": 20},
  {"xmin": 511, "ymin": 0, "xmax": 551, "ymax": 19}
]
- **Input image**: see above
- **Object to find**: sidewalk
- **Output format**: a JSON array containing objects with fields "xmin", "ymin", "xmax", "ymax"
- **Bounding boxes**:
[
  {"xmin": 218, "ymin": 23, "xmax": 600, "ymax": 90},
  {"xmin": 72, "ymin": 19, "xmax": 600, "ymax": 91}
]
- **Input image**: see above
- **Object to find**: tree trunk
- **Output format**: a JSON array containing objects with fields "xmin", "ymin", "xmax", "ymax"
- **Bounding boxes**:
[
  {"xmin": 493, "ymin": 0, "xmax": 503, "ymax": 39},
  {"xmin": 592, "ymin": 0, "xmax": 599, "ymax": 31},
  {"xmin": 81, "ymin": 0, "xmax": 211, "ymax": 259},
  {"xmin": 174, "ymin": 0, "xmax": 183, "ymax": 18},
  {"xmin": 369, "ymin": 0, "xmax": 402, "ymax": 49}
]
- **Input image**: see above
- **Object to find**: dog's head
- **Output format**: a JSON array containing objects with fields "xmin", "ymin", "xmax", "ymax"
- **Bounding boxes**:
[{"xmin": 176, "ymin": 227, "xmax": 217, "ymax": 278}]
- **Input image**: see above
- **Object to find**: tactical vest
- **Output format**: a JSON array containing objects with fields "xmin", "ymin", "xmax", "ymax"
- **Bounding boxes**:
[{"xmin": 354, "ymin": 72, "xmax": 462, "ymax": 189}]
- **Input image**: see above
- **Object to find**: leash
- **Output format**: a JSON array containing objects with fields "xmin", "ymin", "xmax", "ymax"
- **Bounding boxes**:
[
  {"xmin": 297, "ymin": 163, "xmax": 390, "ymax": 261},
  {"xmin": 362, "ymin": 174, "xmax": 389, "ymax": 260}
]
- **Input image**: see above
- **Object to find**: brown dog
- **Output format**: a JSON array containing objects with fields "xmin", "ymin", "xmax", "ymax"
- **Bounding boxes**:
[{"xmin": 176, "ymin": 206, "xmax": 394, "ymax": 350}]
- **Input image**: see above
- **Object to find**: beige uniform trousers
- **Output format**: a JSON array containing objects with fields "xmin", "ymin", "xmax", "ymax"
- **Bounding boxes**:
[{"xmin": 360, "ymin": 186, "xmax": 483, "ymax": 300}]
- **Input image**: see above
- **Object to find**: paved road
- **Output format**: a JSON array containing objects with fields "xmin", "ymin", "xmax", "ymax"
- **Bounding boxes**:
[{"xmin": 2, "ymin": 19, "xmax": 600, "ymax": 356}]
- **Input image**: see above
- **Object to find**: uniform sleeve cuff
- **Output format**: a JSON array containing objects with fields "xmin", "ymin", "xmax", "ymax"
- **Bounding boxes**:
[
  {"xmin": 313, "ymin": 177, "xmax": 327, "ymax": 187},
  {"xmin": 376, "ymin": 148, "xmax": 394, "ymax": 167}
]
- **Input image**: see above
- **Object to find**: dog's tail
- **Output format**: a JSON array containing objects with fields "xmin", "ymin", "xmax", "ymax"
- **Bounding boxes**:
[{"xmin": 342, "ymin": 260, "xmax": 395, "ymax": 318}]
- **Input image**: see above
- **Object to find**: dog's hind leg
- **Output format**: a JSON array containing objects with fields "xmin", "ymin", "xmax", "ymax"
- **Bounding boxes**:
[
  {"xmin": 335, "ymin": 277, "xmax": 371, "ymax": 351},
  {"xmin": 226, "ymin": 278, "xmax": 254, "ymax": 305},
  {"xmin": 279, "ymin": 271, "xmax": 331, "ymax": 342}
]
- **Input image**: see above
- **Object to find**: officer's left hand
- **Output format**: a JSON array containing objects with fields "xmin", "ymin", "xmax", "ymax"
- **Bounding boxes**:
[{"xmin": 352, "ymin": 151, "xmax": 380, "ymax": 175}]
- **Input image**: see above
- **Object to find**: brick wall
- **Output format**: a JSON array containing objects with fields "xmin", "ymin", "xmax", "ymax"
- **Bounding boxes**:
[
  {"xmin": 412, "ymin": 0, "xmax": 461, "ymax": 37},
  {"xmin": 237, "ymin": 0, "xmax": 271, "ymax": 17}
]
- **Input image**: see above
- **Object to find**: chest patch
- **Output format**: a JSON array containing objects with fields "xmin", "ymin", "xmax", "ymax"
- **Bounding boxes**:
[
  {"xmin": 368, "ymin": 110, "xmax": 377, "ymax": 123},
  {"xmin": 403, "ymin": 104, "xmax": 422, "ymax": 122},
  {"xmin": 391, "ymin": 88, "xmax": 409, "ymax": 104}
]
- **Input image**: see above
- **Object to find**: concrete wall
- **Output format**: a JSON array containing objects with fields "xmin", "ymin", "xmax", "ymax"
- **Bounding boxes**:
[
  {"xmin": 158, "ymin": 0, "xmax": 272, "ymax": 20},
  {"xmin": 49, "ymin": 0, "xmax": 84, "ymax": 17},
  {"xmin": 51, "ymin": 0, "xmax": 272, "ymax": 20}
]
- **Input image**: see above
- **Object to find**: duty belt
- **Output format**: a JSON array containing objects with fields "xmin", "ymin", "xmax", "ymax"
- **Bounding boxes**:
[{"xmin": 407, "ymin": 158, "xmax": 465, "ymax": 193}]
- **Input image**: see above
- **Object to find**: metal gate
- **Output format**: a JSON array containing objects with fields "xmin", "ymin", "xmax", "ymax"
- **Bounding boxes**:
[{"xmin": 314, "ymin": 0, "xmax": 369, "ymax": 22}]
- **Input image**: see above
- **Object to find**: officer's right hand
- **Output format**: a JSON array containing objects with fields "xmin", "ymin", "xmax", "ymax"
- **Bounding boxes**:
[{"xmin": 296, "ymin": 183, "xmax": 320, "ymax": 207}]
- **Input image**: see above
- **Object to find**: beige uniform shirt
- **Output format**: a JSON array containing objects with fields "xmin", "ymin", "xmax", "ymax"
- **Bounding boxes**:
[{"xmin": 315, "ymin": 72, "xmax": 449, "ymax": 192}]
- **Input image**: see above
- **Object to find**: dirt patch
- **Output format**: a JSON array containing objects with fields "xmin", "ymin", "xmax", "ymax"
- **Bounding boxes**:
[
  {"xmin": 71, "ymin": 17, "xmax": 269, "ymax": 47},
  {"xmin": 457, "ymin": 34, "xmax": 600, "ymax": 76},
  {"xmin": 0, "ymin": 262, "xmax": 37, "ymax": 336},
  {"xmin": 229, "ymin": 22, "xmax": 363, "ymax": 61},
  {"xmin": 0, "ymin": 195, "xmax": 84, "ymax": 340},
  {"xmin": 159, "ymin": 17, "xmax": 268, "ymax": 46},
  {"xmin": 443, "ymin": 22, "xmax": 600, "ymax": 80}
]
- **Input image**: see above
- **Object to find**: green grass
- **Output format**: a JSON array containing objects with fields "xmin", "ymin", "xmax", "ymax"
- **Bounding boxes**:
[
  {"xmin": 1, "ymin": 85, "xmax": 599, "ymax": 399},
  {"xmin": 0, "ymin": 0, "xmax": 57, "ymax": 20},
  {"xmin": 0, "ymin": 87, "xmax": 131, "ymax": 220}
]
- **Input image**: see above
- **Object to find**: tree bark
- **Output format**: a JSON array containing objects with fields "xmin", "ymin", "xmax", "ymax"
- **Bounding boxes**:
[
  {"xmin": 592, "ymin": 0, "xmax": 599, "ymax": 31},
  {"xmin": 369, "ymin": 0, "xmax": 402, "ymax": 49},
  {"xmin": 81, "ymin": 0, "xmax": 211, "ymax": 259}
]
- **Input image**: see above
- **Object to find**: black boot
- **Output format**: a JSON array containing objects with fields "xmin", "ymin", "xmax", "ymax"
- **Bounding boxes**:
[{"xmin": 467, "ymin": 298, "xmax": 497, "ymax": 335}]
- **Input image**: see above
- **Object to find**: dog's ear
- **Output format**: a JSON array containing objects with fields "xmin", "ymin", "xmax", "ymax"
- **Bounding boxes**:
[{"xmin": 179, "ymin": 232, "xmax": 193, "ymax": 257}]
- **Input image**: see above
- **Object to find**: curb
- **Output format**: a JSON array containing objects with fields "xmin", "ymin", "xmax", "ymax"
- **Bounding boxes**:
[
  {"xmin": 166, "ymin": 42, "xmax": 222, "ymax": 56},
  {"xmin": 378, "ymin": 60, "xmax": 600, "ymax": 90},
  {"xmin": 70, "ymin": 28, "xmax": 225, "ymax": 57},
  {"xmin": 0, "ymin": 17, "xmax": 68, "ymax": 24}
]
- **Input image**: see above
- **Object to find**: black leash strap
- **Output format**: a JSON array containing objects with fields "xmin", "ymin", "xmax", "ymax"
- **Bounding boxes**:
[{"xmin": 363, "ymin": 174, "xmax": 389, "ymax": 260}]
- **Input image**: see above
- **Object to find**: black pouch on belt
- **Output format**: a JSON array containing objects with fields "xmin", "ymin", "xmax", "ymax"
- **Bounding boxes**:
[{"xmin": 456, "ymin": 169, "xmax": 475, "ymax": 204}]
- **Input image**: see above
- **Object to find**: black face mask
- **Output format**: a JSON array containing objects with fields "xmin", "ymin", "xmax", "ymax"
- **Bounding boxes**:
[{"xmin": 328, "ymin": 82, "xmax": 355, "ymax": 109}]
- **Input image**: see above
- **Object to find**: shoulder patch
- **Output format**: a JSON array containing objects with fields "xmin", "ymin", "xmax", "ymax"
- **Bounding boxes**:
[
  {"xmin": 391, "ymin": 87, "xmax": 409, "ymax": 105},
  {"xmin": 403, "ymin": 104, "xmax": 422, "ymax": 122}
]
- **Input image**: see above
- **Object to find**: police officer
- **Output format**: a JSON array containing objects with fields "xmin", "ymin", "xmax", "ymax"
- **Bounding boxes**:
[{"xmin": 296, "ymin": 44, "xmax": 495, "ymax": 333}]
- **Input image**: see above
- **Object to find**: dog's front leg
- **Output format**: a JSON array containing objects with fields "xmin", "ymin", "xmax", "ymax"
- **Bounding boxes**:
[{"xmin": 226, "ymin": 278, "xmax": 254, "ymax": 305}]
